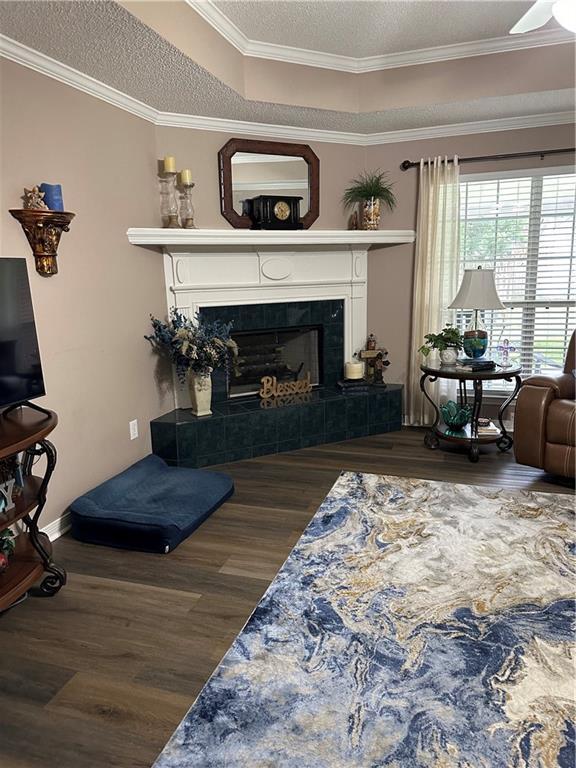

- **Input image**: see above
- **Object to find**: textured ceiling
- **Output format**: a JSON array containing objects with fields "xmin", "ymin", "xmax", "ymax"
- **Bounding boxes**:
[
  {"xmin": 213, "ymin": 0, "xmax": 545, "ymax": 57},
  {"xmin": 0, "ymin": 0, "xmax": 572, "ymax": 135}
]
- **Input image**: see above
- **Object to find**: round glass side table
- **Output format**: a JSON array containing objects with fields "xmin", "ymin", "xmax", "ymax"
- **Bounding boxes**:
[{"xmin": 419, "ymin": 363, "xmax": 522, "ymax": 463}]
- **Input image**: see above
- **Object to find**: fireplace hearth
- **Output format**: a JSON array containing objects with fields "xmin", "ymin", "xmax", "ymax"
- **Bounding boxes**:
[
  {"xmin": 152, "ymin": 300, "xmax": 403, "ymax": 467},
  {"xmin": 151, "ymin": 384, "xmax": 403, "ymax": 468}
]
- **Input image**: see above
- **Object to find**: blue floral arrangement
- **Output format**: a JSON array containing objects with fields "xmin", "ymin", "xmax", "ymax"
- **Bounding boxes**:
[{"xmin": 145, "ymin": 309, "xmax": 236, "ymax": 382}]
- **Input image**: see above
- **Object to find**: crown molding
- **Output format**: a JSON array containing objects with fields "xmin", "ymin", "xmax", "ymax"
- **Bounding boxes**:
[
  {"xmin": 1, "ymin": 34, "xmax": 573, "ymax": 147},
  {"xmin": 153, "ymin": 109, "xmax": 368, "ymax": 143},
  {"xmin": 155, "ymin": 110, "xmax": 576, "ymax": 146},
  {"xmin": 186, "ymin": 0, "xmax": 575, "ymax": 73},
  {"xmin": 0, "ymin": 34, "xmax": 157, "ymax": 122}
]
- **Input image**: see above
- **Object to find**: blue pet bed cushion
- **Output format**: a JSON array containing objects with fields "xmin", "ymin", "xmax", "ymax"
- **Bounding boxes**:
[{"xmin": 70, "ymin": 454, "xmax": 234, "ymax": 553}]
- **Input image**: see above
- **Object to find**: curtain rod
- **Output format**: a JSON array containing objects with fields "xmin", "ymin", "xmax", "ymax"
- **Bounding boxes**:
[{"xmin": 399, "ymin": 147, "xmax": 575, "ymax": 171}]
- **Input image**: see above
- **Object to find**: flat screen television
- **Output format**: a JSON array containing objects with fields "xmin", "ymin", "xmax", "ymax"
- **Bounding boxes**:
[{"xmin": 0, "ymin": 258, "xmax": 46, "ymax": 410}]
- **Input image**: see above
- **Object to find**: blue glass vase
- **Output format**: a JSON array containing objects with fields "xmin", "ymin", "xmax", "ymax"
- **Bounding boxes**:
[
  {"xmin": 463, "ymin": 313, "xmax": 488, "ymax": 359},
  {"xmin": 463, "ymin": 332, "xmax": 488, "ymax": 358}
]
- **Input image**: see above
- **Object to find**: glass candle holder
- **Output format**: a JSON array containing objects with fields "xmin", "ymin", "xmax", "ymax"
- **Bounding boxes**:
[
  {"xmin": 179, "ymin": 182, "xmax": 196, "ymax": 229},
  {"xmin": 159, "ymin": 172, "xmax": 179, "ymax": 228}
]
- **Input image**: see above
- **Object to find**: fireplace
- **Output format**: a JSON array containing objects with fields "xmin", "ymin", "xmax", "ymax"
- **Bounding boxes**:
[
  {"xmin": 142, "ymin": 229, "xmax": 409, "ymax": 467},
  {"xmin": 230, "ymin": 325, "xmax": 322, "ymax": 397},
  {"xmin": 201, "ymin": 299, "xmax": 343, "ymax": 402}
]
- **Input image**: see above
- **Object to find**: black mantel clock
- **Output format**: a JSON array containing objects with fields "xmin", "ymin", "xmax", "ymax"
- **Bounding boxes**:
[{"xmin": 242, "ymin": 195, "xmax": 304, "ymax": 230}]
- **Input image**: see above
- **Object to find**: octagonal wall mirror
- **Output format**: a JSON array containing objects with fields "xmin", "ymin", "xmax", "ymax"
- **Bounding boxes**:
[{"xmin": 218, "ymin": 138, "xmax": 320, "ymax": 229}]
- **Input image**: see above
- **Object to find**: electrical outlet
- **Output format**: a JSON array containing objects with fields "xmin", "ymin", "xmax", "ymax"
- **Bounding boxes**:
[{"xmin": 129, "ymin": 419, "xmax": 139, "ymax": 440}]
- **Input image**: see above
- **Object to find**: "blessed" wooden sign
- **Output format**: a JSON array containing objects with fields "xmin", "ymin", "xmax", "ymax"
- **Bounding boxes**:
[{"xmin": 259, "ymin": 373, "xmax": 313, "ymax": 399}]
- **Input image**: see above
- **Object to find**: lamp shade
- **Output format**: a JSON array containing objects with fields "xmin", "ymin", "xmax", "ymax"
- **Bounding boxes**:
[{"xmin": 448, "ymin": 267, "xmax": 505, "ymax": 310}]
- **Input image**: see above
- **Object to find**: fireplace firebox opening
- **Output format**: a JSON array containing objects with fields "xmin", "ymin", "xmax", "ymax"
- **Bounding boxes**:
[{"xmin": 229, "ymin": 325, "xmax": 323, "ymax": 398}]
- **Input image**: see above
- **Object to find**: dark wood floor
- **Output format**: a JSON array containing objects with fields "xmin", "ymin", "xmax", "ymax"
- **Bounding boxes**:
[{"xmin": 0, "ymin": 428, "xmax": 572, "ymax": 768}]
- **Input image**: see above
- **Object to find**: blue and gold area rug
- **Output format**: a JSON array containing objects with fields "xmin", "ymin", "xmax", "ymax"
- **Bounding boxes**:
[{"xmin": 154, "ymin": 473, "xmax": 575, "ymax": 768}]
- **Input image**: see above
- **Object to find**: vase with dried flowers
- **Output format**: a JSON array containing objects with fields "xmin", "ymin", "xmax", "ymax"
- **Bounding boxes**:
[{"xmin": 146, "ymin": 309, "xmax": 237, "ymax": 416}]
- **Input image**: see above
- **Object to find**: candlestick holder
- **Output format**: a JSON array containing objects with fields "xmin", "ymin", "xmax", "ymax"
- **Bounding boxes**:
[
  {"xmin": 179, "ymin": 182, "xmax": 196, "ymax": 229},
  {"xmin": 159, "ymin": 172, "xmax": 179, "ymax": 228}
]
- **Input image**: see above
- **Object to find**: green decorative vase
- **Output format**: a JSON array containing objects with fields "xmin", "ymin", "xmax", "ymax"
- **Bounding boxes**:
[{"xmin": 440, "ymin": 400, "xmax": 472, "ymax": 430}]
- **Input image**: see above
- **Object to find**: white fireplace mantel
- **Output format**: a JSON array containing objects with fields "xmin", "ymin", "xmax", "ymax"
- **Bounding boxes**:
[
  {"xmin": 128, "ymin": 228, "xmax": 415, "ymax": 406},
  {"xmin": 127, "ymin": 228, "xmax": 415, "ymax": 248}
]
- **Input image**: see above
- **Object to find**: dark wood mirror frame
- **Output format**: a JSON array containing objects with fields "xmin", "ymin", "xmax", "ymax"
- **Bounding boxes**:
[{"xmin": 218, "ymin": 138, "xmax": 320, "ymax": 229}]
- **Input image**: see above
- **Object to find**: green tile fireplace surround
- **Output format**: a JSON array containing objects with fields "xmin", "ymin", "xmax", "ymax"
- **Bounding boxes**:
[{"xmin": 151, "ymin": 385, "xmax": 403, "ymax": 468}]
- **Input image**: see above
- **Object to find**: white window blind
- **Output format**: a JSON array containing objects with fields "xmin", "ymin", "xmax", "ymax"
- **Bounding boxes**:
[{"xmin": 458, "ymin": 169, "xmax": 575, "ymax": 388}]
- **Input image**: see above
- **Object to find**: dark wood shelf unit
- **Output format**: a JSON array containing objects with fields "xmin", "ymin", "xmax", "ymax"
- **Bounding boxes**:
[
  {"xmin": 0, "ymin": 475, "xmax": 44, "ymax": 529},
  {"xmin": 0, "ymin": 406, "xmax": 65, "ymax": 612},
  {"xmin": 0, "ymin": 535, "xmax": 50, "ymax": 610},
  {"xmin": 0, "ymin": 408, "xmax": 57, "ymax": 458}
]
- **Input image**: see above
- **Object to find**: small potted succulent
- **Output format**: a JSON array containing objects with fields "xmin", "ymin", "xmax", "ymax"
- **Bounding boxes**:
[
  {"xmin": 146, "ymin": 309, "xmax": 237, "ymax": 417},
  {"xmin": 0, "ymin": 529, "xmax": 15, "ymax": 574},
  {"xmin": 343, "ymin": 170, "xmax": 397, "ymax": 230},
  {"xmin": 419, "ymin": 325, "xmax": 463, "ymax": 366}
]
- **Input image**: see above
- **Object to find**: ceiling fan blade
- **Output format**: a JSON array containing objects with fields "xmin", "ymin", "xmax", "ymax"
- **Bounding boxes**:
[{"xmin": 510, "ymin": 0, "xmax": 555, "ymax": 33}]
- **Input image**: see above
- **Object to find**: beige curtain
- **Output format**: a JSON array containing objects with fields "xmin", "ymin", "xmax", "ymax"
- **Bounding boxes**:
[{"xmin": 407, "ymin": 156, "xmax": 460, "ymax": 426}]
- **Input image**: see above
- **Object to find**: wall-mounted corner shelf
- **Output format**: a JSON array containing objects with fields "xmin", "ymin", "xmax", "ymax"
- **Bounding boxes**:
[
  {"xmin": 10, "ymin": 209, "xmax": 75, "ymax": 277},
  {"xmin": 126, "ymin": 228, "xmax": 416, "ymax": 248}
]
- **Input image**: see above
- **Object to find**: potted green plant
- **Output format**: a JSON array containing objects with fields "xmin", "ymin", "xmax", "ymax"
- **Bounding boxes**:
[
  {"xmin": 419, "ymin": 324, "xmax": 463, "ymax": 365},
  {"xmin": 146, "ymin": 309, "xmax": 237, "ymax": 417},
  {"xmin": 343, "ymin": 170, "xmax": 397, "ymax": 230}
]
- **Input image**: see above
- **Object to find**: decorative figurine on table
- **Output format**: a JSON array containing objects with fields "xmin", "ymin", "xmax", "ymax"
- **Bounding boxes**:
[
  {"xmin": 359, "ymin": 333, "xmax": 390, "ymax": 385},
  {"xmin": 373, "ymin": 350, "xmax": 390, "ymax": 386},
  {"xmin": 496, "ymin": 338, "xmax": 516, "ymax": 368},
  {"xmin": 22, "ymin": 185, "xmax": 49, "ymax": 210}
]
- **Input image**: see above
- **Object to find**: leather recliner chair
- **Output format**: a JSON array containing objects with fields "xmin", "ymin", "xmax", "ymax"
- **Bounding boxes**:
[{"xmin": 514, "ymin": 331, "xmax": 575, "ymax": 478}]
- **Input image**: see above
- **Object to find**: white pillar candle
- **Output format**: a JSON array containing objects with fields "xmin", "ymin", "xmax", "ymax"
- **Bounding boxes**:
[
  {"xmin": 163, "ymin": 155, "xmax": 176, "ymax": 173},
  {"xmin": 180, "ymin": 169, "xmax": 192, "ymax": 185},
  {"xmin": 345, "ymin": 361, "xmax": 364, "ymax": 380}
]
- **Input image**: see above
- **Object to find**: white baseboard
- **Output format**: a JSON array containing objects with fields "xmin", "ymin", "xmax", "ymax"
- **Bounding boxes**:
[{"xmin": 41, "ymin": 511, "xmax": 71, "ymax": 542}]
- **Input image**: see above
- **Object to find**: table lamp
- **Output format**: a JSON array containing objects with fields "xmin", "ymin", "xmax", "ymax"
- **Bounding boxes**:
[{"xmin": 448, "ymin": 266, "xmax": 505, "ymax": 359}]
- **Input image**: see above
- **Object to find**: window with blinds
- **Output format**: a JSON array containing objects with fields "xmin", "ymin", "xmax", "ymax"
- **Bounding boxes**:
[{"xmin": 458, "ymin": 169, "xmax": 575, "ymax": 389}]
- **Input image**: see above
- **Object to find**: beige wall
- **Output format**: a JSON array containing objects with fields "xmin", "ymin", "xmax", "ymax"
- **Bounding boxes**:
[
  {"xmin": 1, "ymin": 60, "xmax": 574, "ymax": 531},
  {"xmin": 1, "ymin": 60, "xmax": 171, "ymax": 528},
  {"xmin": 154, "ymin": 126, "xmax": 366, "ymax": 229}
]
